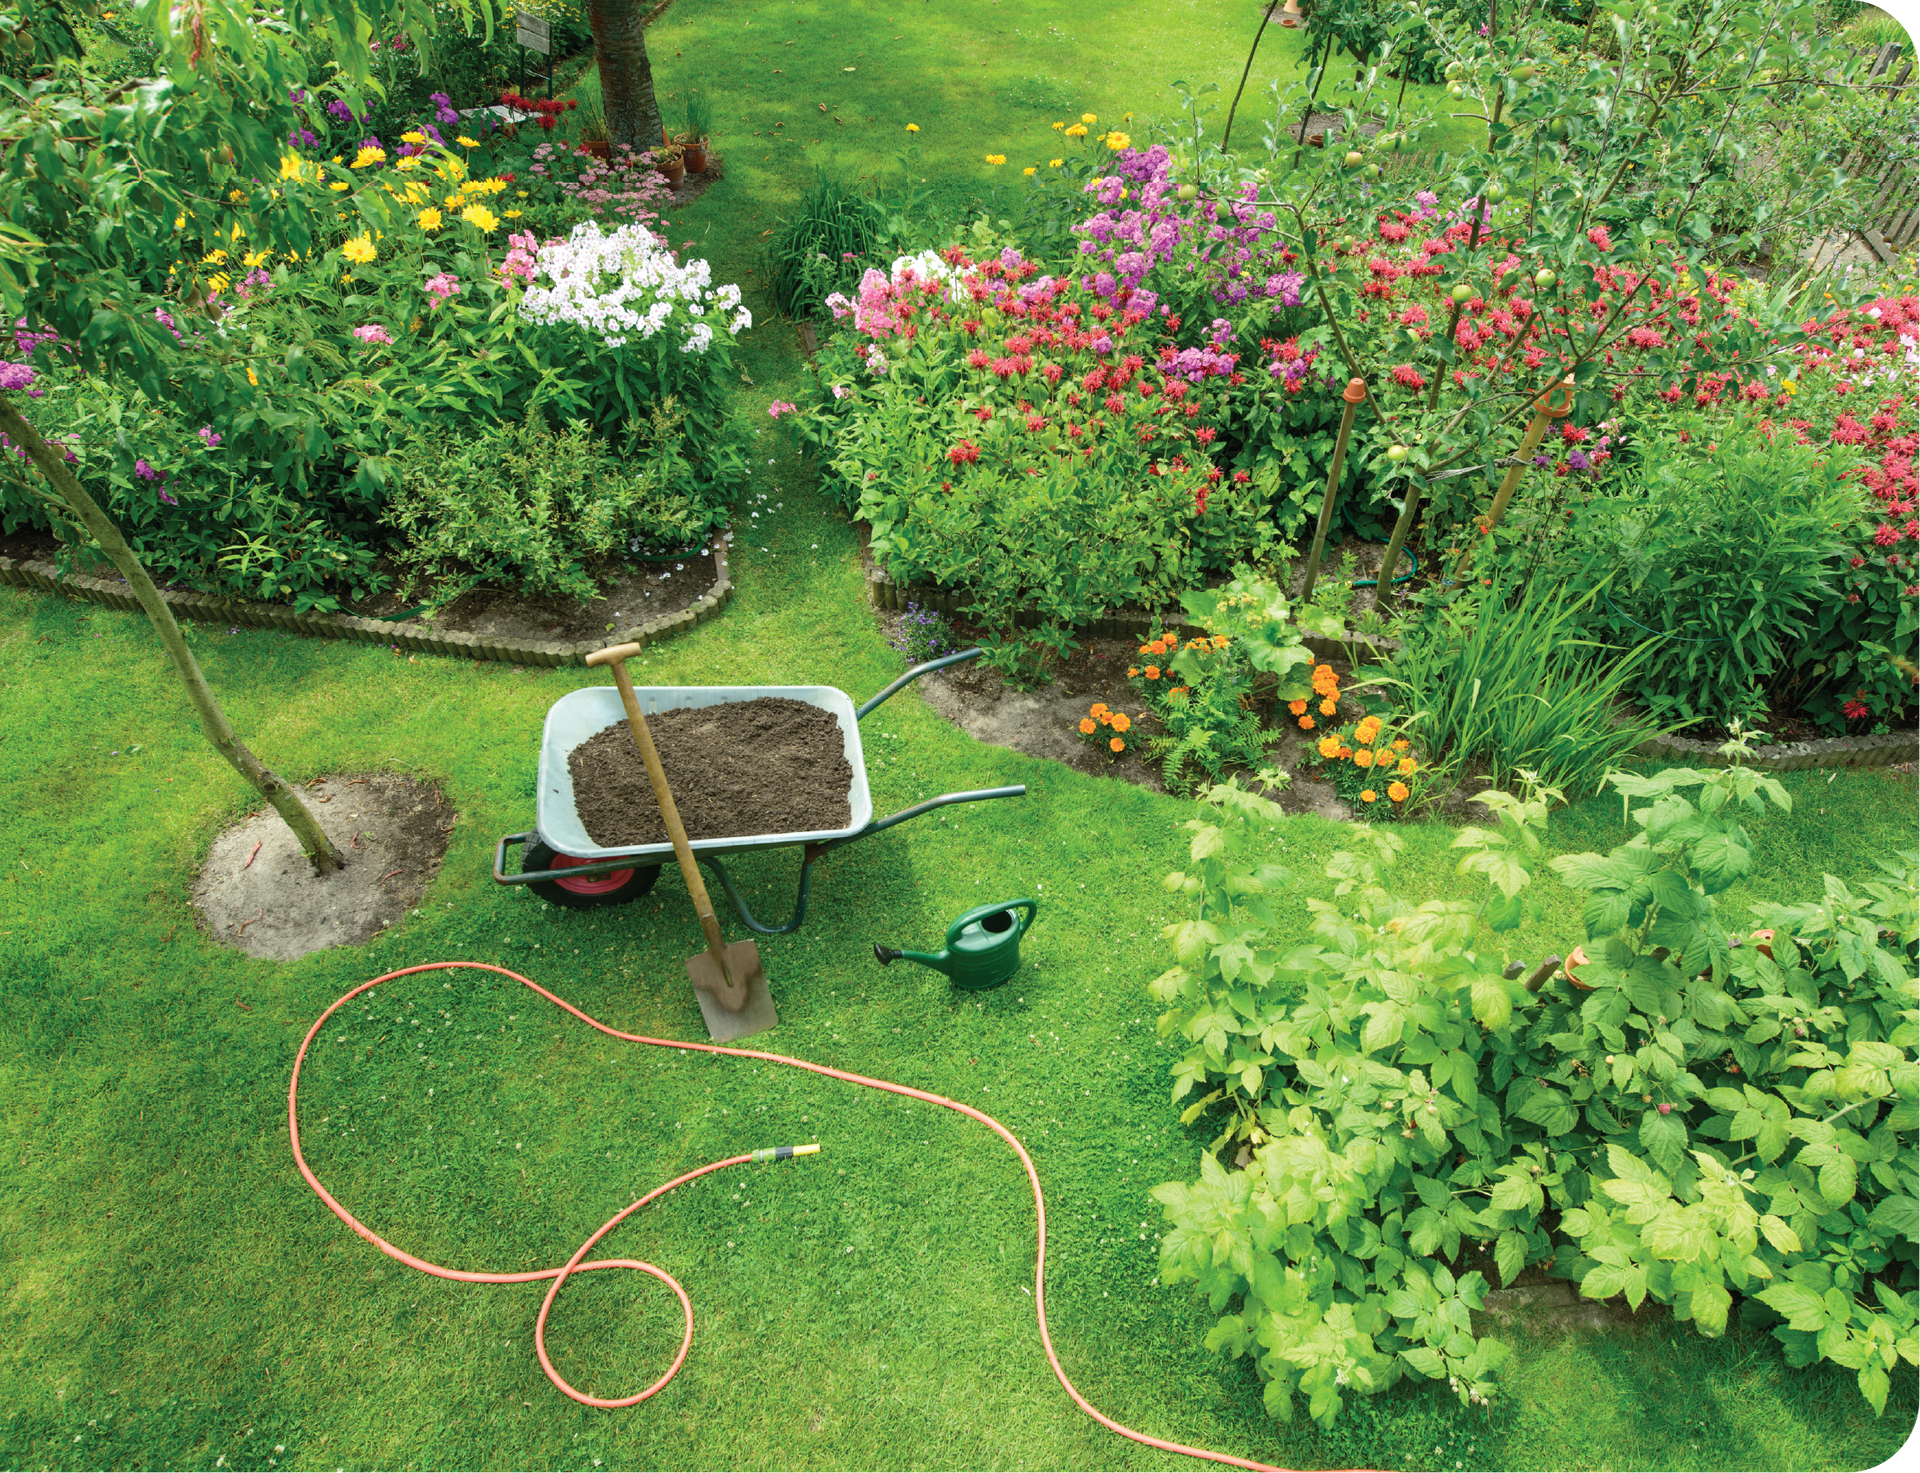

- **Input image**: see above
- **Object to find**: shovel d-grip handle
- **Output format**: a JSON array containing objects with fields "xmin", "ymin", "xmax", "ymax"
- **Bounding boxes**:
[{"xmin": 946, "ymin": 897, "xmax": 1038, "ymax": 948}]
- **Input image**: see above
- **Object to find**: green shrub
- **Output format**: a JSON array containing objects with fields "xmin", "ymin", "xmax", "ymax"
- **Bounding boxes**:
[
  {"xmin": 1149, "ymin": 759, "xmax": 1917, "ymax": 1427},
  {"xmin": 380, "ymin": 405, "xmax": 710, "ymax": 606},
  {"xmin": 1374, "ymin": 575, "xmax": 1669, "ymax": 798},
  {"xmin": 1549, "ymin": 434, "xmax": 1860, "ymax": 729},
  {"xmin": 799, "ymin": 249, "xmax": 1274, "ymax": 679}
]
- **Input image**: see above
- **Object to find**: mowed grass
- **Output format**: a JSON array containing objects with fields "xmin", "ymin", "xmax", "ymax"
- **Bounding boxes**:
[{"xmin": 3, "ymin": 1, "xmax": 1917, "ymax": 1469}]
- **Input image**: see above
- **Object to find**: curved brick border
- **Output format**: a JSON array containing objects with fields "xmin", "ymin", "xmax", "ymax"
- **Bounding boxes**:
[
  {"xmin": 0, "ymin": 538, "xmax": 734, "ymax": 667},
  {"xmin": 865, "ymin": 561, "xmax": 1916, "ymax": 774}
]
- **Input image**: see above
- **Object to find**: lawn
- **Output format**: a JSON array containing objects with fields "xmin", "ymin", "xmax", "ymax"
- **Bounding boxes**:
[{"xmin": 2, "ymin": 2, "xmax": 1917, "ymax": 1471}]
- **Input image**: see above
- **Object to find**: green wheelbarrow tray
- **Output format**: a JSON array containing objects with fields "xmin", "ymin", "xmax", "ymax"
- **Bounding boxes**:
[{"xmin": 491, "ymin": 648, "xmax": 1026, "ymax": 935}]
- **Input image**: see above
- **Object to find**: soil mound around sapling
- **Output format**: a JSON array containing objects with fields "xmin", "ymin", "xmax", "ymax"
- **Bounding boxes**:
[
  {"xmin": 569, "ymin": 697, "xmax": 853, "ymax": 846},
  {"xmin": 192, "ymin": 773, "xmax": 452, "ymax": 961}
]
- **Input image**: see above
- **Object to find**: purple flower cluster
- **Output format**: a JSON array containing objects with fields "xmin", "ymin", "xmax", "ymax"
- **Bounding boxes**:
[
  {"xmin": 325, "ymin": 98, "xmax": 370, "ymax": 126},
  {"xmin": 1073, "ymin": 145, "xmax": 1301, "ymax": 321},
  {"xmin": 234, "ymin": 267, "xmax": 273, "ymax": 301},
  {"xmin": 1, "ymin": 430, "xmax": 79, "ymax": 464},
  {"xmin": 287, "ymin": 127, "xmax": 319, "ymax": 150},
  {"xmin": 429, "ymin": 92, "xmax": 459, "ymax": 127}
]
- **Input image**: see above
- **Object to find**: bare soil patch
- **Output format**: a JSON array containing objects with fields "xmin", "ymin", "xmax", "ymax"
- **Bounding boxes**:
[
  {"xmin": 350, "ymin": 547, "xmax": 721, "ymax": 643},
  {"xmin": 192, "ymin": 773, "xmax": 452, "ymax": 961},
  {"xmin": 568, "ymin": 697, "xmax": 853, "ymax": 846}
]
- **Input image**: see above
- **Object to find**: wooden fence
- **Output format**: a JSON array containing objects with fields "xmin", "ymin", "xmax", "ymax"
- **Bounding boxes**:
[{"xmin": 1845, "ymin": 42, "xmax": 1917, "ymax": 262}]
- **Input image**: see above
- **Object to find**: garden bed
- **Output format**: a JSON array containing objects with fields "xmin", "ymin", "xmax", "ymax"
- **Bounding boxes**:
[{"xmin": 0, "ymin": 531, "xmax": 736, "ymax": 667}]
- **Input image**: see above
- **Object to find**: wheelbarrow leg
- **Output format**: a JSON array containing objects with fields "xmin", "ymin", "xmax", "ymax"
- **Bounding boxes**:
[{"xmin": 698, "ymin": 846, "xmax": 825, "ymax": 937}]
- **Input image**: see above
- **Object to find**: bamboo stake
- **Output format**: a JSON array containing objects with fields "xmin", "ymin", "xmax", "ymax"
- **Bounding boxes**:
[
  {"xmin": 1300, "ymin": 378, "xmax": 1370, "ymax": 602},
  {"xmin": 1451, "ymin": 377, "xmax": 1574, "ymax": 582}
]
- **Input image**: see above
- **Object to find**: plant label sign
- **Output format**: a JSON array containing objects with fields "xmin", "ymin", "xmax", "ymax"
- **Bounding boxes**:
[{"xmin": 515, "ymin": 10, "xmax": 551, "ymax": 54}]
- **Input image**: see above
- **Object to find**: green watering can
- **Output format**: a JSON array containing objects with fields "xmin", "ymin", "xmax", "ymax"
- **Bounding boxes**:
[{"xmin": 873, "ymin": 899, "xmax": 1038, "ymax": 991}]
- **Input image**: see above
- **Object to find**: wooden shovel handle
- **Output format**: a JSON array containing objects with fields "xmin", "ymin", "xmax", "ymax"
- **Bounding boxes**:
[{"xmin": 596, "ymin": 651, "xmax": 733, "ymax": 988}]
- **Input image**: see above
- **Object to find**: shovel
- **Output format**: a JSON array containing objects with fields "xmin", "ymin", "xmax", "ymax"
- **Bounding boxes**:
[{"xmin": 584, "ymin": 643, "xmax": 775, "ymax": 1042}]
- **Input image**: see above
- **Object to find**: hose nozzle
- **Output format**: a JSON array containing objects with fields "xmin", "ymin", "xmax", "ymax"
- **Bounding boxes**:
[{"xmin": 750, "ymin": 1143, "xmax": 821, "ymax": 1164}]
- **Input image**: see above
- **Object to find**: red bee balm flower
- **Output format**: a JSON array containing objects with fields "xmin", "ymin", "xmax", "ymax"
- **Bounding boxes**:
[{"xmin": 948, "ymin": 439, "xmax": 981, "ymax": 466}]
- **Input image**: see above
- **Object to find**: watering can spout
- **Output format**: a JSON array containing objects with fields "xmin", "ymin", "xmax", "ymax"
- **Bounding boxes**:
[
  {"xmin": 874, "ymin": 942, "xmax": 951, "ymax": 975},
  {"xmin": 871, "ymin": 900, "xmax": 1038, "ymax": 991}
]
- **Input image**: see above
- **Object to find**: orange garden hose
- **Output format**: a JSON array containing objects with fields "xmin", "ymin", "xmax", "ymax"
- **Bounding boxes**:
[{"xmin": 290, "ymin": 961, "xmax": 1365, "ymax": 1472}]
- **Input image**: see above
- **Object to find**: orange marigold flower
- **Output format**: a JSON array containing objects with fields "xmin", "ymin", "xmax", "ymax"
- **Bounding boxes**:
[
  {"xmin": 1150, "ymin": 640, "xmax": 1168, "ymax": 655},
  {"xmin": 1111, "ymin": 712, "xmax": 1131, "ymax": 733},
  {"xmin": 1211, "ymin": 634, "xmax": 1229, "ymax": 649},
  {"xmin": 1288, "ymin": 699, "xmax": 1308, "ymax": 716},
  {"xmin": 1127, "ymin": 666, "xmax": 1140, "ymax": 677},
  {"xmin": 1299, "ymin": 714, "xmax": 1315, "ymax": 729},
  {"xmin": 1388, "ymin": 781, "xmax": 1410, "ymax": 802},
  {"xmin": 1393, "ymin": 738, "xmax": 1410, "ymax": 752},
  {"xmin": 1337, "ymin": 746, "xmax": 1352, "ymax": 760},
  {"xmin": 1090, "ymin": 702, "xmax": 1111, "ymax": 718},
  {"xmin": 1138, "ymin": 644, "xmax": 1152, "ymax": 656},
  {"xmin": 1145, "ymin": 666, "xmax": 1161, "ymax": 680},
  {"xmin": 1110, "ymin": 736, "xmax": 1125, "ymax": 753},
  {"xmin": 1319, "ymin": 698, "xmax": 1337, "ymax": 716},
  {"xmin": 1360, "ymin": 789, "xmax": 1378, "ymax": 803},
  {"xmin": 1079, "ymin": 718, "xmax": 1097, "ymax": 735},
  {"xmin": 1397, "ymin": 757, "xmax": 1416, "ymax": 776},
  {"xmin": 1318, "ymin": 736, "xmax": 1341, "ymax": 759},
  {"xmin": 1354, "ymin": 748, "xmax": 1375, "ymax": 768},
  {"xmin": 1313, "ymin": 665, "xmax": 1334, "ymax": 681}
]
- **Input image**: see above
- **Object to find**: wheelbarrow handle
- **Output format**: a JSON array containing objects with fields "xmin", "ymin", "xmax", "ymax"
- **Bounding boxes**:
[{"xmin": 856, "ymin": 646, "xmax": 985, "ymax": 721}]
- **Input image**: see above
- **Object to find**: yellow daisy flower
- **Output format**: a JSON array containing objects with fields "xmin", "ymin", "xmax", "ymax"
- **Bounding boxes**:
[
  {"xmin": 341, "ymin": 234, "xmax": 377, "ymax": 265},
  {"xmin": 985, "ymin": 154, "xmax": 1006, "ymax": 165},
  {"xmin": 1049, "ymin": 158, "xmax": 1064, "ymax": 168},
  {"xmin": 417, "ymin": 208, "xmax": 443, "ymax": 231},
  {"xmin": 460, "ymin": 203, "xmax": 499, "ymax": 232},
  {"xmin": 906, "ymin": 123, "xmax": 919, "ymax": 132}
]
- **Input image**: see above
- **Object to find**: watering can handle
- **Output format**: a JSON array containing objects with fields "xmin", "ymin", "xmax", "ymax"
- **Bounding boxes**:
[{"xmin": 945, "ymin": 898, "xmax": 1038, "ymax": 948}]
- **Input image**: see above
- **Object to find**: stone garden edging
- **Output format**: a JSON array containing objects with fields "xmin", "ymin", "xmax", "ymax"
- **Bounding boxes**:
[
  {"xmin": 0, "ymin": 537, "xmax": 734, "ymax": 667},
  {"xmin": 865, "ymin": 561, "xmax": 1918, "ymax": 775}
]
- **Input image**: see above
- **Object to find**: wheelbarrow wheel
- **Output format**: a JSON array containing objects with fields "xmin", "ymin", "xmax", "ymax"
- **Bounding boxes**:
[{"xmin": 521, "ymin": 840, "xmax": 660, "ymax": 909}]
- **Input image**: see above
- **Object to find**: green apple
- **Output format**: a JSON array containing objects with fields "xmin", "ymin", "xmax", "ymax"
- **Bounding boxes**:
[
  {"xmin": 1176, "ymin": 183, "xmax": 1199, "ymax": 201},
  {"xmin": 1445, "ymin": 60, "xmax": 1464, "ymax": 79},
  {"xmin": 1344, "ymin": 150, "xmax": 1365, "ymax": 168},
  {"xmin": 1484, "ymin": 181, "xmax": 1506, "ymax": 202},
  {"xmin": 1512, "ymin": 63, "xmax": 1537, "ymax": 83},
  {"xmin": 1446, "ymin": 80, "xmax": 1465, "ymax": 97},
  {"xmin": 1535, "ymin": 268, "xmax": 1557, "ymax": 288},
  {"xmin": 1386, "ymin": 444, "xmax": 1409, "ymax": 463},
  {"xmin": 1547, "ymin": 117, "xmax": 1569, "ymax": 140},
  {"xmin": 1451, "ymin": 282, "xmax": 1474, "ymax": 304}
]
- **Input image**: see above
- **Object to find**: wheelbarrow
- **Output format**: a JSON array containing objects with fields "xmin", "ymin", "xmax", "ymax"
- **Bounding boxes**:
[{"xmin": 491, "ymin": 648, "xmax": 1025, "ymax": 934}]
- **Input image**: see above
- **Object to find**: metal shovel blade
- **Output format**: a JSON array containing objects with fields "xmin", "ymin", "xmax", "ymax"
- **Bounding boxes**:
[{"xmin": 689, "ymin": 939, "xmax": 776, "ymax": 1043}]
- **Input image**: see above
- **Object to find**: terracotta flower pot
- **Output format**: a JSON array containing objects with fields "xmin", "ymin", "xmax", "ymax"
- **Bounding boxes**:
[
  {"xmin": 683, "ymin": 143, "xmax": 708, "ymax": 174},
  {"xmin": 659, "ymin": 161, "xmax": 686, "ymax": 186},
  {"xmin": 583, "ymin": 139, "xmax": 610, "ymax": 162},
  {"xmin": 1563, "ymin": 945, "xmax": 1593, "ymax": 989}
]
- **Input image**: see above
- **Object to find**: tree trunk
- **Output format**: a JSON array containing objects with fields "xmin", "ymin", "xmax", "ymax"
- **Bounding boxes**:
[
  {"xmin": 0, "ymin": 393, "xmax": 347, "ymax": 875},
  {"xmin": 590, "ymin": 0, "xmax": 664, "ymax": 154}
]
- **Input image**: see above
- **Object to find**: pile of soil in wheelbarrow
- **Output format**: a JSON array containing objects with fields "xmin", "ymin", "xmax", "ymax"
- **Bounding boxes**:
[{"xmin": 568, "ymin": 697, "xmax": 853, "ymax": 847}]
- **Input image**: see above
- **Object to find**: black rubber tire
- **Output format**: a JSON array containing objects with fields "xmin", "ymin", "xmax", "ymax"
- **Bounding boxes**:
[{"xmin": 521, "ymin": 840, "xmax": 661, "ymax": 909}]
